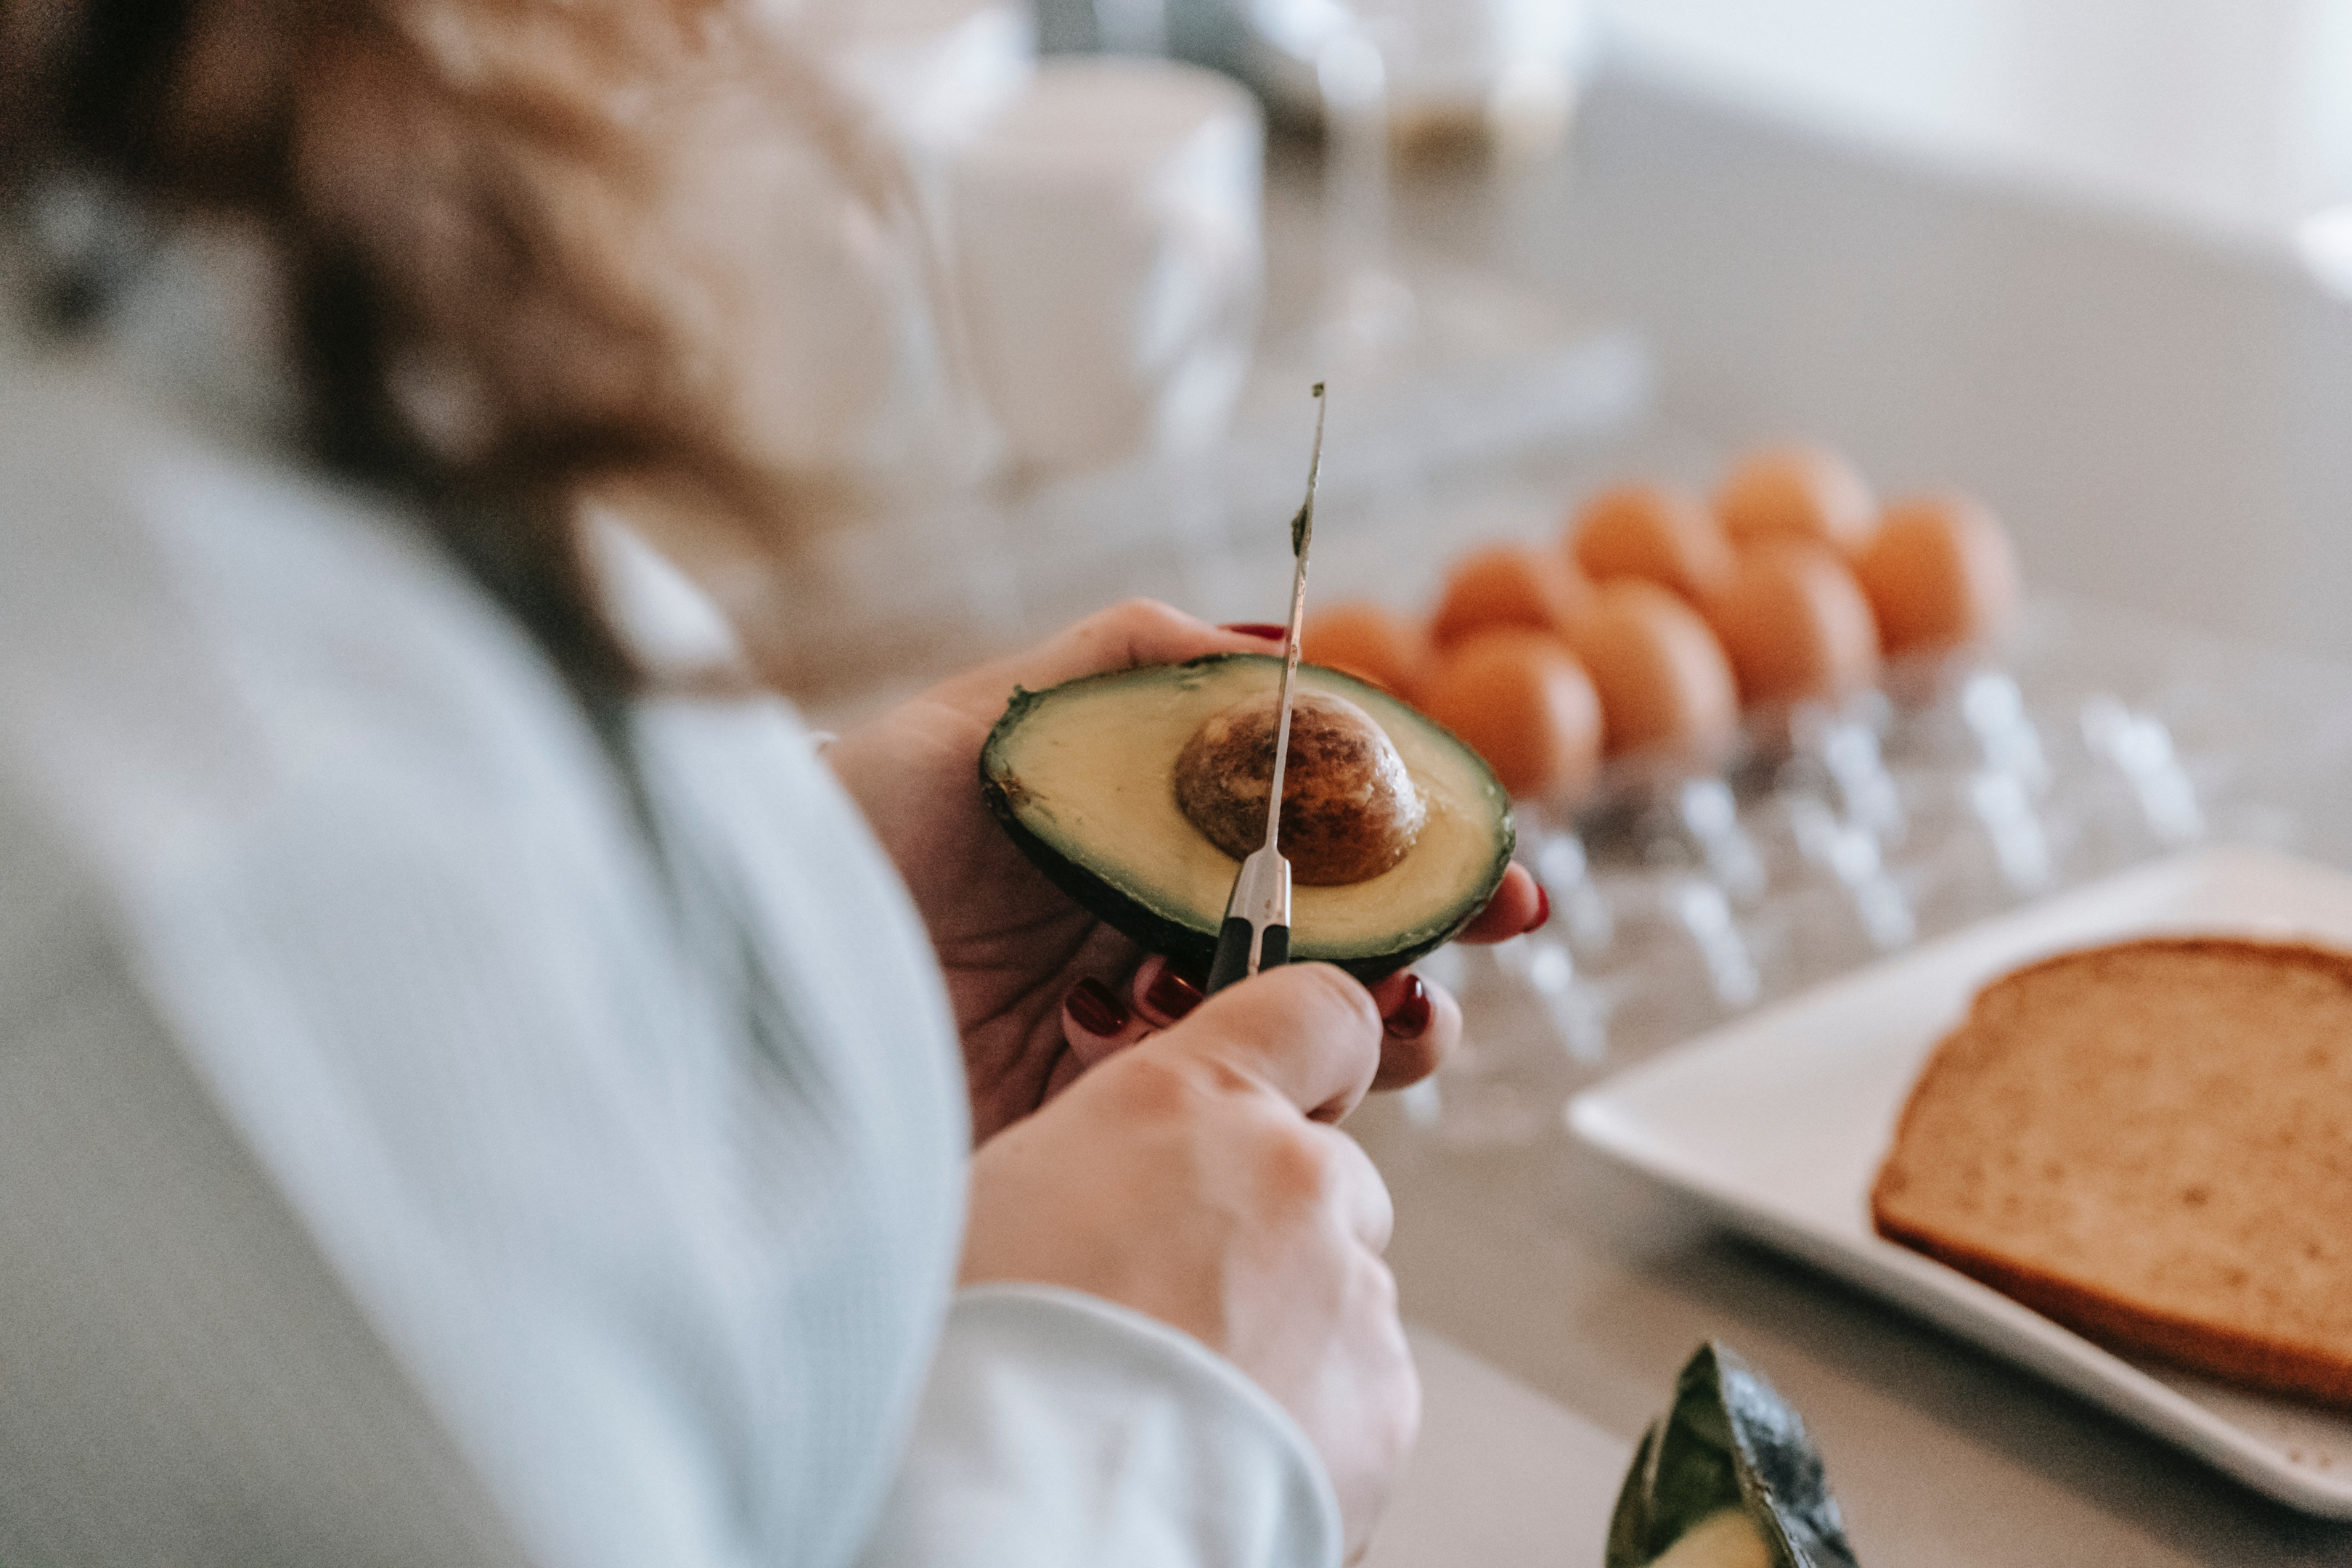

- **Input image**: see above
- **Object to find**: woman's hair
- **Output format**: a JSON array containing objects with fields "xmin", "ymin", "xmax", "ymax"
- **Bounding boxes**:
[{"xmin": 3, "ymin": 0, "xmax": 912, "ymax": 700}]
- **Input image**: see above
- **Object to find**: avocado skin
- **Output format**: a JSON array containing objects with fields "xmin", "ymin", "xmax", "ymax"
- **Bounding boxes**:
[
  {"xmin": 977, "ymin": 653, "xmax": 1516, "ymax": 983},
  {"xmin": 981, "ymin": 781, "xmax": 1247, "ymax": 976}
]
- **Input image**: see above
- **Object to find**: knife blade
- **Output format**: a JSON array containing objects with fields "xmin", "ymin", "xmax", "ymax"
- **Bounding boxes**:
[{"xmin": 1205, "ymin": 383, "xmax": 1326, "ymax": 995}]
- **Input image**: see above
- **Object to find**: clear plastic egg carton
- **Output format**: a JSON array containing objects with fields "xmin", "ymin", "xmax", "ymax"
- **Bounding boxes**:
[{"xmin": 1408, "ymin": 595, "xmax": 2352, "ymax": 1148}]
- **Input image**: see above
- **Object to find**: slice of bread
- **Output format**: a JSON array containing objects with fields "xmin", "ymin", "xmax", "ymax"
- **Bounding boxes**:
[{"xmin": 1871, "ymin": 936, "xmax": 2352, "ymax": 1407}]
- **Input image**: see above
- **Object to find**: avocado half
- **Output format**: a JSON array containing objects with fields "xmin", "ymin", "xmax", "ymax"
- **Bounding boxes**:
[{"xmin": 979, "ymin": 652, "xmax": 1516, "ymax": 982}]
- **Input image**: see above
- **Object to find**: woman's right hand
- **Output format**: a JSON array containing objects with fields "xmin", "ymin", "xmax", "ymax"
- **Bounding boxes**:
[{"xmin": 959, "ymin": 963, "xmax": 1413, "ymax": 1562}]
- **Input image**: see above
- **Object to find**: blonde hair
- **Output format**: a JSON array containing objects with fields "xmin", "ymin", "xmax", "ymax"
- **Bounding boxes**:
[{"xmin": 5, "ymin": 0, "xmax": 918, "ymax": 693}]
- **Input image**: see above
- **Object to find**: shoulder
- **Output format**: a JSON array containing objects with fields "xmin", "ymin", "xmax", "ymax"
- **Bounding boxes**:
[
  {"xmin": 0, "ymin": 356, "xmax": 971, "ymax": 1565},
  {"xmin": 0, "ymin": 356, "xmax": 711, "ymax": 1190},
  {"xmin": 1, "ymin": 353, "xmax": 641, "ymax": 885}
]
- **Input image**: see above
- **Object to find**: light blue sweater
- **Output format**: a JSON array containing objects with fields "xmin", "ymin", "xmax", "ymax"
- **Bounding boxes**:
[{"xmin": 0, "ymin": 348, "xmax": 1339, "ymax": 1567}]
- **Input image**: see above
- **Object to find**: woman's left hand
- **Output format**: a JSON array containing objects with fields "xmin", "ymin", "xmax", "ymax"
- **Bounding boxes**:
[{"xmin": 825, "ymin": 600, "xmax": 1546, "ymax": 1143}]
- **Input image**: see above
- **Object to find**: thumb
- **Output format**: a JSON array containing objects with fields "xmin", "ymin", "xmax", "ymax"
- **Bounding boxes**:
[{"xmin": 1149, "ymin": 963, "xmax": 1384, "ymax": 1122}]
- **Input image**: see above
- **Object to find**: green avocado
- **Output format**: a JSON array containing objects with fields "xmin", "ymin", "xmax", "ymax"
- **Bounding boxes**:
[
  {"xmin": 1606, "ymin": 1342, "xmax": 1861, "ymax": 1568},
  {"xmin": 979, "ymin": 652, "xmax": 1516, "ymax": 982}
]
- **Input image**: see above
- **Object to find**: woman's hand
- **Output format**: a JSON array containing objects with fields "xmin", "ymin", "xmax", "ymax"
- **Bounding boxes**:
[
  {"xmin": 960, "ymin": 964, "xmax": 1411, "ymax": 1561},
  {"xmin": 825, "ymin": 600, "xmax": 1545, "ymax": 1143}
]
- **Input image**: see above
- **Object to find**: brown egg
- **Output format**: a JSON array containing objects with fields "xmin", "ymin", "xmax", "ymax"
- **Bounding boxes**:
[
  {"xmin": 1561, "ymin": 579, "xmax": 1741, "ymax": 764},
  {"xmin": 1429, "ymin": 542, "xmax": 1589, "ymax": 649},
  {"xmin": 1567, "ymin": 481, "xmax": 1736, "ymax": 601},
  {"xmin": 1301, "ymin": 601, "xmax": 1429, "ymax": 700},
  {"xmin": 1417, "ymin": 627, "xmax": 1603, "ymax": 803},
  {"xmin": 1173, "ymin": 690, "xmax": 1426, "ymax": 886},
  {"xmin": 1702, "ymin": 541, "xmax": 1882, "ymax": 706},
  {"xmin": 1715, "ymin": 445, "xmax": 1877, "ymax": 555},
  {"xmin": 1853, "ymin": 493, "xmax": 2020, "ymax": 656}
]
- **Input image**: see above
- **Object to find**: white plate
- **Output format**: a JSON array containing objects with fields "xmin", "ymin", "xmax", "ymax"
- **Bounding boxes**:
[{"xmin": 1567, "ymin": 844, "xmax": 2352, "ymax": 1516}]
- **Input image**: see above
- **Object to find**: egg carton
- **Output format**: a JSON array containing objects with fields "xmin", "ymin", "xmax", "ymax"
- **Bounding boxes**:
[{"xmin": 1408, "ymin": 597, "xmax": 2338, "ymax": 1150}]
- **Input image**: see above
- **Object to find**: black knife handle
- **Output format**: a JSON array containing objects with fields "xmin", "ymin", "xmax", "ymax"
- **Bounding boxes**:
[
  {"xmin": 1206, "ymin": 918, "xmax": 1255, "ymax": 995},
  {"xmin": 1206, "ymin": 918, "xmax": 1290, "ymax": 995}
]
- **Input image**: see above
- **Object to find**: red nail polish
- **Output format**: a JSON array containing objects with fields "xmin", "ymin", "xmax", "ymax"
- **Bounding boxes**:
[
  {"xmin": 1530, "ymin": 883, "xmax": 1552, "ymax": 933},
  {"xmin": 1066, "ymin": 977, "xmax": 1129, "ymax": 1037},
  {"xmin": 1143, "ymin": 963, "xmax": 1204, "ymax": 1020},
  {"xmin": 1383, "ymin": 975, "xmax": 1432, "ymax": 1040},
  {"xmin": 1220, "ymin": 623, "xmax": 1288, "ymax": 641}
]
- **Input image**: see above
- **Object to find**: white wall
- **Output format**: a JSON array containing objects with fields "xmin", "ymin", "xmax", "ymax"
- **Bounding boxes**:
[
  {"xmin": 1511, "ymin": 70, "xmax": 2352, "ymax": 662},
  {"xmin": 1596, "ymin": 0, "xmax": 2352, "ymax": 239}
]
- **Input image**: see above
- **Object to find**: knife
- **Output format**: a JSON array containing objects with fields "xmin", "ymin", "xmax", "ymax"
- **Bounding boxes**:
[{"xmin": 1205, "ymin": 383, "xmax": 1326, "ymax": 995}]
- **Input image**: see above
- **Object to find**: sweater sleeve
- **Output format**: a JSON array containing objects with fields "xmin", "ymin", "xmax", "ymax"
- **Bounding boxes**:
[{"xmin": 859, "ymin": 1284, "xmax": 1342, "ymax": 1568}]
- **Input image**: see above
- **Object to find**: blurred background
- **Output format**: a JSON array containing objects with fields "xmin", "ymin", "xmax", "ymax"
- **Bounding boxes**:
[
  {"xmin": 698, "ymin": 0, "xmax": 2352, "ymax": 1130},
  {"xmin": 682, "ymin": 0, "xmax": 2352, "ymax": 711}
]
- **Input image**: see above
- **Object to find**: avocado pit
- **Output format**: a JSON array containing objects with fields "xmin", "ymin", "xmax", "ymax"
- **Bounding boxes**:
[{"xmin": 1172, "ymin": 690, "xmax": 1426, "ymax": 886}]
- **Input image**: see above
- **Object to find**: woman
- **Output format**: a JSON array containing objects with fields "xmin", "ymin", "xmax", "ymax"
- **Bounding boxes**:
[{"xmin": 0, "ymin": 4, "xmax": 1543, "ymax": 1564}]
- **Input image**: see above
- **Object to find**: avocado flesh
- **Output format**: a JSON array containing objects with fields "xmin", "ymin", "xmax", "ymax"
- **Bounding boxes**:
[
  {"xmin": 981, "ymin": 653, "xmax": 1514, "ymax": 981},
  {"xmin": 1646, "ymin": 1512, "xmax": 1772, "ymax": 1568}
]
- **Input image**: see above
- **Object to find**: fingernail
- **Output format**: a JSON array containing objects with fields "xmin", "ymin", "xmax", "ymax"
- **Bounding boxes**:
[
  {"xmin": 1383, "ymin": 974, "xmax": 1432, "ymax": 1040},
  {"xmin": 1530, "ymin": 884, "xmax": 1552, "ymax": 933},
  {"xmin": 1143, "ymin": 963, "xmax": 1204, "ymax": 1021},
  {"xmin": 1066, "ymin": 977, "xmax": 1129, "ymax": 1037},
  {"xmin": 1220, "ymin": 622, "xmax": 1288, "ymax": 641}
]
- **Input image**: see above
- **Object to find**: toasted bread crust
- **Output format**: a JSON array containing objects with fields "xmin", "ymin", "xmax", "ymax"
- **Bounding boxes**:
[
  {"xmin": 1874, "ymin": 1211, "xmax": 2352, "ymax": 1405},
  {"xmin": 1871, "ymin": 937, "xmax": 2352, "ymax": 1408}
]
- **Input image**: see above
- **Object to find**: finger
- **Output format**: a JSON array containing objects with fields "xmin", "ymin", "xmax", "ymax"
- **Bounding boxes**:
[
  {"xmin": 1061, "ymin": 975, "xmax": 1155, "ymax": 1069},
  {"xmin": 1038, "ymin": 1045, "xmax": 1090, "ymax": 1108},
  {"xmin": 1365, "ymin": 969, "xmax": 1420, "ymax": 1018},
  {"xmin": 1129, "ymin": 952, "xmax": 1206, "ymax": 1029},
  {"xmin": 1033, "ymin": 600, "xmax": 1281, "ymax": 685},
  {"xmin": 1456, "ymin": 864, "xmax": 1545, "ymax": 944},
  {"xmin": 1153, "ymin": 963, "xmax": 1383, "ymax": 1122},
  {"xmin": 947, "ymin": 600, "xmax": 1282, "ymax": 711},
  {"xmin": 1368, "ymin": 973, "xmax": 1461, "ymax": 1093},
  {"xmin": 1315, "ymin": 1124, "xmax": 1395, "ymax": 1252}
]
